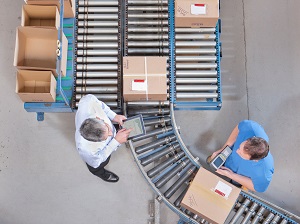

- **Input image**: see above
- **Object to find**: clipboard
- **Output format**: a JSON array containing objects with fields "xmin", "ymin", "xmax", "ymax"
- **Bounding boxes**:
[{"xmin": 122, "ymin": 114, "xmax": 146, "ymax": 139}]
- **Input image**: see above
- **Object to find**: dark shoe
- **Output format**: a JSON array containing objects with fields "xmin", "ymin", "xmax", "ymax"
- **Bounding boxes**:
[{"xmin": 99, "ymin": 169, "xmax": 119, "ymax": 183}]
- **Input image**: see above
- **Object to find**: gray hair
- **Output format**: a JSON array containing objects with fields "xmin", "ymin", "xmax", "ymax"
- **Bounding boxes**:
[{"xmin": 79, "ymin": 118, "xmax": 107, "ymax": 142}]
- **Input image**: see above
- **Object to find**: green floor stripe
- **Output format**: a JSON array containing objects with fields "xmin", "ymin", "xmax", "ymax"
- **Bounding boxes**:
[
  {"xmin": 68, "ymin": 47, "xmax": 73, "ymax": 51},
  {"xmin": 63, "ymin": 24, "xmax": 73, "ymax": 28},
  {"xmin": 56, "ymin": 97, "xmax": 72, "ymax": 101},
  {"xmin": 67, "ymin": 57, "xmax": 72, "ymax": 60},
  {"xmin": 65, "ymin": 34, "xmax": 73, "ymax": 37}
]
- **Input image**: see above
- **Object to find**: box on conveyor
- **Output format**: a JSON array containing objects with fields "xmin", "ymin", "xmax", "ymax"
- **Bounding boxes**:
[
  {"xmin": 13, "ymin": 26, "xmax": 68, "ymax": 77},
  {"xmin": 181, "ymin": 167, "xmax": 241, "ymax": 224},
  {"xmin": 22, "ymin": 5, "xmax": 60, "ymax": 29},
  {"xmin": 16, "ymin": 70, "xmax": 57, "ymax": 102},
  {"xmin": 24, "ymin": 0, "xmax": 75, "ymax": 18},
  {"xmin": 175, "ymin": 0, "xmax": 219, "ymax": 28},
  {"xmin": 123, "ymin": 56, "xmax": 168, "ymax": 102}
]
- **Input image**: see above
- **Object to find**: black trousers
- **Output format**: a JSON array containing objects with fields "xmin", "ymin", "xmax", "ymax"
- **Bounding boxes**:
[{"xmin": 86, "ymin": 156, "xmax": 111, "ymax": 177}]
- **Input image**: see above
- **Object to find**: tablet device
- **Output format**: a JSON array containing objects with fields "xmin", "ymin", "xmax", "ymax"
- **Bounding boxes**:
[{"xmin": 122, "ymin": 114, "xmax": 146, "ymax": 139}]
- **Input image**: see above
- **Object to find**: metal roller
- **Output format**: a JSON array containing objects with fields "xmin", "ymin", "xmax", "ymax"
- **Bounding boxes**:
[
  {"xmin": 76, "ymin": 79, "xmax": 118, "ymax": 85},
  {"xmin": 77, "ymin": 35, "xmax": 118, "ymax": 41},
  {"xmin": 131, "ymin": 126, "xmax": 173, "ymax": 142},
  {"xmin": 143, "ymin": 116, "xmax": 171, "ymax": 126},
  {"xmin": 127, "ymin": 108, "xmax": 170, "ymax": 116},
  {"xmin": 270, "ymin": 214, "xmax": 281, "ymax": 224},
  {"xmin": 140, "ymin": 143, "xmax": 180, "ymax": 166},
  {"xmin": 176, "ymin": 63, "xmax": 217, "ymax": 69},
  {"xmin": 77, "ymin": 49, "xmax": 118, "ymax": 56},
  {"xmin": 75, "ymin": 101, "xmax": 118, "ymax": 108},
  {"xmin": 147, "ymin": 152, "xmax": 185, "ymax": 178},
  {"xmin": 176, "ymin": 78, "xmax": 217, "ymax": 84},
  {"xmin": 77, "ymin": 42, "xmax": 118, "ymax": 48},
  {"xmin": 262, "ymin": 213, "xmax": 275, "ymax": 224},
  {"xmin": 251, "ymin": 206, "xmax": 266, "ymax": 224},
  {"xmin": 155, "ymin": 159, "xmax": 190, "ymax": 189},
  {"xmin": 164, "ymin": 165, "xmax": 197, "ymax": 199},
  {"xmin": 78, "ymin": 0, "xmax": 118, "ymax": 6},
  {"xmin": 126, "ymin": 101, "xmax": 170, "ymax": 107},
  {"xmin": 176, "ymin": 70, "xmax": 217, "ymax": 77},
  {"xmin": 176, "ymin": 85, "xmax": 218, "ymax": 92},
  {"xmin": 78, "ymin": 14, "xmax": 118, "ymax": 20},
  {"xmin": 76, "ymin": 64, "xmax": 118, "ymax": 70},
  {"xmin": 176, "ymin": 41, "xmax": 216, "ymax": 47},
  {"xmin": 75, "ymin": 94, "xmax": 117, "ymax": 100},
  {"xmin": 128, "ymin": 20, "xmax": 168, "ymax": 26},
  {"xmin": 76, "ymin": 71, "xmax": 118, "ymax": 78},
  {"xmin": 78, "ymin": 28, "xmax": 118, "ymax": 34},
  {"xmin": 128, "ymin": 41, "xmax": 168, "ymax": 47},
  {"xmin": 78, "ymin": 21, "xmax": 118, "ymax": 27},
  {"xmin": 128, "ymin": 27, "xmax": 168, "ymax": 32},
  {"xmin": 229, "ymin": 198, "xmax": 251, "ymax": 224},
  {"xmin": 135, "ymin": 135, "xmax": 176, "ymax": 154},
  {"xmin": 128, "ymin": 0, "xmax": 168, "ymax": 4},
  {"xmin": 176, "ymin": 56, "xmax": 216, "ymax": 62},
  {"xmin": 75, "ymin": 86, "xmax": 118, "ymax": 93},
  {"xmin": 241, "ymin": 202, "xmax": 259, "ymax": 224},
  {"xmin": 128, "ymin": 48, "xmax": 168, "ymax": 54},
  {"xmin": 174, "ymin": 185, "xmax": 189, "ymax": 207},
  {"xmin": 176, "ymin": 48, "xmax": 216, "ymax": 54},
  {"xmin": 76, "ymin": 57, "xmax": 118, "ymax": 63},
  {"xmin": 78, "ymin": 7, "xmax": 118, "ymax": 13},
  {"xmin": 128, "ymin": 34, "xmax": 168, "ymax": 40},
  {"xmin": 128, "ymin": 6, "xmax": 168, "ymax": 10},
  {"xmin": 176, "ymin": 92, "xmax": 218, "ymax": 99},
  {"xmin": 280, "ymin": 219, "xmax": 288, "ymax": 224},
  {"xmin": 128, "ymin": 14, "xmax": 168, "ymax": 19}
]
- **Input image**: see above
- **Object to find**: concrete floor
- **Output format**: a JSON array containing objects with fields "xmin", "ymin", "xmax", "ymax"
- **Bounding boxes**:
[{"xmin": 0, "ymin": 0, "xmax": 299, "ymax": 224}]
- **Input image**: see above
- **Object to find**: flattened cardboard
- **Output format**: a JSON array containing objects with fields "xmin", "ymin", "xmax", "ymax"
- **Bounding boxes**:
[
  {"xmin": 181, "ymin": 168, "xmax": 241, "ymax": 224},
  {"xmin": 22, "ymin": 5, "xmax": 60, "ymax": 29},
  {"xmin": 16, "ymin": 70, "xmax": 57, "ymax": 102},
  {"xmin": 25, "ymin": 0, "xmax": 75, "ymax": 18},
  {"xmin": 123, "ymin": 56, "xmax": 168, "ymax": 101},
  {"xmin": 14, "ymin": 26, "xmax": 68, "ymax": 77},
  {"xmin": 175, "ymin": 0, "xmax": 219, "ymax": 28}
]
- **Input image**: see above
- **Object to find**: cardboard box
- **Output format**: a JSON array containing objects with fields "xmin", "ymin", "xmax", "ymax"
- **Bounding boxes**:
[
  {"xmin": 181, "ymin": 168, "xmax": 241, "ymax": 224},
  {"xmin": 123, "ymin": 56, "xmax": 168, "ymax": 101},
  {"xmin": 14, "ymin": 26, "xmax": 68, "ymax": 77},
  {"xmin": 175, "ymin": 0, "xmax": 219, "ymax": 28},
  {"xmin": 16, "ymin": 70, "xmax": 57, "ymax": 102},
  {"xmin": 25, "ymin": 0, "xmax": 75, "ymax": 18},
  {"xmin": 22, "ymin": 5, "xmax": 60, "ymax": 29}
]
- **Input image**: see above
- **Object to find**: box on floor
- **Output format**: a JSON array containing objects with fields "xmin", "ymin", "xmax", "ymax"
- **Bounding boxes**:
[
  {"xmin": 16, "ymin": 70, "xmax": 57, "ymax": 102},
  {"xmin": 175, "ymin": 0, "xmax": 219, "ymax": 28},
  {"xmin": 123, "ymin": 56, "xmax": 168, "ymax": 102},
  {"xmin": 24, "ymin": 0, "xmax": 75, "ymax": 18},
  {"xmin": 181, "ymin": 167, "xmax": 241, "ymax": 224},
  {"xmin": 14, "ymin": 26, "xmax": 68, "ymax": 77}
]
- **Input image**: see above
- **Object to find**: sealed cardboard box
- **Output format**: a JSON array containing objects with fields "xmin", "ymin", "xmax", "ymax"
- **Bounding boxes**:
[
  {"xmin": 123, "ymin": 56, "xmax": 167, "ymax": 101},
  {"xmin": 16, "ymin": 70, "xmax": 57, "ymax": 102},
  {"xmin": 181, "ymin": 168, "xmax": 241, "ymax": 224},
  {"xmin": 14, "ymin": 26, "xmax": 68, "ymax": 77},
  {"xmin": 175, "ymin": 0, "xmax": 219, "ymax": 28},
  {"xmin": 22, "ymin": 5, "xmax": 60, "ymax": 29},
  {"xmin": 24, "ymin": 0, "xmax": 75, "ymax": 18}
]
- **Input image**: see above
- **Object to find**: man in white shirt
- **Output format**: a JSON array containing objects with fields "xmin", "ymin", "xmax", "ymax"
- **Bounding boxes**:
[{"xmin": 75, "ymin": 94, "xmax": 131, "ymax": 183}]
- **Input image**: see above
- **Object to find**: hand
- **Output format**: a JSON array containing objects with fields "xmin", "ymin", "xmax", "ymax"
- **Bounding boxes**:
[
  {"xmin": 216, "ymin": 166, "xmax": 234, "ymax": 178},
  {"xmin": 115, "ymin": 128, "xmax": 132, "ymax": 144},
  {"xmin": 113, "ymin": 115, "xmax": 127, "ymax": 126}
]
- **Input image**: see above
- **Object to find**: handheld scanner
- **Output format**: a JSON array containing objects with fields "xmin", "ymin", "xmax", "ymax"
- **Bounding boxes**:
[{"xmin": 209, "ymin": 146, "xmax": 232, "ymax": 171}]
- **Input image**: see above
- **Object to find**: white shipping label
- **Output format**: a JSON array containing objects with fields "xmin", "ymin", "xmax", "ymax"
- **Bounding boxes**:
[
  {"xmin": 132, "ymin": 79, "xmax": 147, "ymax": 91},
  {"xmin": 213, "ymin": 181, "xmax": 232, "ymax": 199},
  {"xmin": 191, "ymin": 4, "xmax": 206, "ymax": 15}
]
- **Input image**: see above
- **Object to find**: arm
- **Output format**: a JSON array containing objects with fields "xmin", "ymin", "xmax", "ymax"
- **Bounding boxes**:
[
  {"xmin": 216, "ymin": 166, "xmax": 255, "ymax": 191},
  {"xmin": 211, "ymin": 125, "xmax": 239, "ymax": 158}
]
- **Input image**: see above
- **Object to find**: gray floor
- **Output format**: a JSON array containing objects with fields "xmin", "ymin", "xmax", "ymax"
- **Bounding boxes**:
[{"xmin": 0, "ymin": 0, "xmax": 299, "ymax": 224}]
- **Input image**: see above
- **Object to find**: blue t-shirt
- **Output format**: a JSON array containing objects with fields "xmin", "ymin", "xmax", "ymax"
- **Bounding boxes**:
[{"xmin": 224, "ymin": 120, "xmax": 274, "ymax": 192}]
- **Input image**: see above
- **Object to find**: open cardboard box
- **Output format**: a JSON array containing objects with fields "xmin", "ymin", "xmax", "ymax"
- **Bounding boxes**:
[
  {"xmin": 181, "ymin": 167, "xmax": 241, "ymax": 224},
  {"xmin": 16, "ymin": 70, "xmax": 57, "ymax": 102},
  {"xmin": 24, "ymin": 0, "xmax": 75, "ymax": 18},
  {"xmin": 175, "ymin": 0, "xmax": 219, "ymax": 27},
  {"xmin": 14, "ymin": 26, "xmax": 67, "ymax": 77},
  {"xmin": 123, "ymin": 56, "xmax": 168, "ymax": 101},
  {"xmin": 22, "ymin": 5, "xmax": 60, "ymax": 29}
]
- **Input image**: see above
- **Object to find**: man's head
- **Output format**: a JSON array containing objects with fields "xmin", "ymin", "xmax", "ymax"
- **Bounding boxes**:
[
  {"xmin": 79, "ymin": 118, "xmax": 113, "ymax": 142},
  {"xmin": 238, "ymin": 137, "xmax": 269, "ymax": 160}
]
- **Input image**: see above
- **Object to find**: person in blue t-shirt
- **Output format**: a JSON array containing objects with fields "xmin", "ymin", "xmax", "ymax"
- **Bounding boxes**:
[{"xmin": 210, "ymin": 120, "xmax": 274, "ymax": 192}]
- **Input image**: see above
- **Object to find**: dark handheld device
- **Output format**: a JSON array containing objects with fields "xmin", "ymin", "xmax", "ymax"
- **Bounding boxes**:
[
  {"xmin": 208, "ymin": 146, "xmax": 232, "ymax": 171},
  {"xmin": 122, "ymin": 114, "xmax": 146, "ymax": 139}
]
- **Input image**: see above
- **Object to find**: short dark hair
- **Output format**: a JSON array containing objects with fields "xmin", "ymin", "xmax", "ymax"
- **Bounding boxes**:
[
  {"xmin": 79, "ymin": 118, "xmax": 107, "ymax": 142},
  {"xmin": 244, "ymin": 137, "xmax": 269, "ymax": 160}
]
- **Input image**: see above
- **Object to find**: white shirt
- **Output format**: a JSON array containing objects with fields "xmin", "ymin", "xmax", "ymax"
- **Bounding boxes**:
[{"xmin": 75, "ymin": 94, "xmax": 120, "ymax": 168}]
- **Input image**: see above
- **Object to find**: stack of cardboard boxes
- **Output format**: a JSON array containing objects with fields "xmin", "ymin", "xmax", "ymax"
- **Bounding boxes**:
[{"xmin": 14, "ymin": 1, "xmax": 74, "ymax": 102}]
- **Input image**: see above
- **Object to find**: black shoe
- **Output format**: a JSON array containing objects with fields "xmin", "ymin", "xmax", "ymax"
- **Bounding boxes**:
[{"xmin": 99, "ymin": 169, "xmax": 119, "ymax": 183}]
